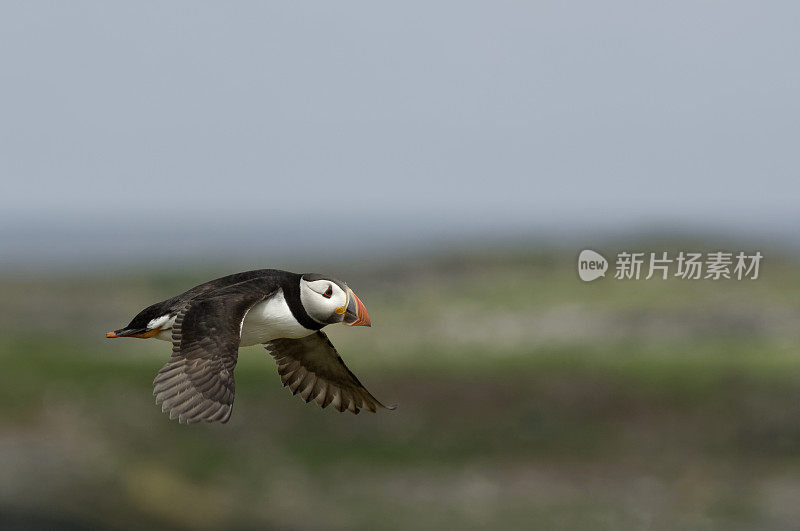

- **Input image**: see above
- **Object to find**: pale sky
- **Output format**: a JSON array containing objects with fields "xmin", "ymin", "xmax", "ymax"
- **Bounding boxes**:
[{"xmin": 1, "ymin": 2, "xmax": 798, "ymax": 265}]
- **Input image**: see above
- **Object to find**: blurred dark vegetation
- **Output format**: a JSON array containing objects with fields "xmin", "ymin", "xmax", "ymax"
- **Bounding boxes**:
[{"xmin": 1, "ymin": 243, "xmax": 799, "ymax": 530}]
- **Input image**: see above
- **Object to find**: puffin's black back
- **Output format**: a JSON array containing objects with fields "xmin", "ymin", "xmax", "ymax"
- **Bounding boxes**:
[{"xmin": 121, "ymin": 269, "xmax": 307, "ymax": 333}]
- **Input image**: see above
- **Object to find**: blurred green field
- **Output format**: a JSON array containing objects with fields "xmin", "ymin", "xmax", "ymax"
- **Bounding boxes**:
[{"xmin": 2, "ymin": 247, "xmax": 800, "ymax": 530}]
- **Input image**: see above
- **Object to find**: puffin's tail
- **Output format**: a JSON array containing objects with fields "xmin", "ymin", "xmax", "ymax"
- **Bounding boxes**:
[{"xmin": 106, "ymin": 327, "xmax": 160, "ymax": 339}]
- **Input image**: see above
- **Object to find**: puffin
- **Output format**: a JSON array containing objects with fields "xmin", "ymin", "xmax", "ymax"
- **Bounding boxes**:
[{"xmin": 106, "ymin": 269, "xmax": 393, "ymax": 423}]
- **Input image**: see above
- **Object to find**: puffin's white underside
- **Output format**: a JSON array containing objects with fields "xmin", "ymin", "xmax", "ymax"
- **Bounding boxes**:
[{"xmin": 150, "ymin": 288, "xmax": 316, "ymax": 346}]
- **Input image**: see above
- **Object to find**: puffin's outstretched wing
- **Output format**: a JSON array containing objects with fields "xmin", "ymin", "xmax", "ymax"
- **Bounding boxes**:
[
  {"xmin": 153, "ymin": 290, "xmax": 271, "ymax": 423},
  {"xmin": 264, "ymin": 331, "xmax": 394, "ymax": 414}
]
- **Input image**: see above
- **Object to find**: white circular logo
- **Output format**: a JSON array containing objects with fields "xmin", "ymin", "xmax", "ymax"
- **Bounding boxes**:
[{"xmin": 578, "ymin": 250, "xmax": 608, "ymax": 282}]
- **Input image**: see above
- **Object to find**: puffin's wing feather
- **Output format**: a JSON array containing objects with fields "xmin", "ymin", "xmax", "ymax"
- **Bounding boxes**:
[
  {"xmin": 153, "ymin": 290, "xmax": 273, "ymax": 423},
  {"xmin": 264, "ymin": 331, "xmax": 393, "ymax": 414}
]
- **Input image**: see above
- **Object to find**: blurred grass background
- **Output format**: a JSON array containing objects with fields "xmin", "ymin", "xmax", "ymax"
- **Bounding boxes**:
[{"xmin": 1, "ymin": 242, "xmax": 799, "ymax": 530}]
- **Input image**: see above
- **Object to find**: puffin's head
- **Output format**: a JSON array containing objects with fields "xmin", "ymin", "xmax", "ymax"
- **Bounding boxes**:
[{"xmin": 299, "ymin": 274, "xmax": 371, "ymax": 327}]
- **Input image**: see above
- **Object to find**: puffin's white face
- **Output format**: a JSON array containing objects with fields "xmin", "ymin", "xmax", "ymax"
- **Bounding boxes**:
[{"xmin": 299, "ymin": 278, "xmax": 349, "ymax": 325}]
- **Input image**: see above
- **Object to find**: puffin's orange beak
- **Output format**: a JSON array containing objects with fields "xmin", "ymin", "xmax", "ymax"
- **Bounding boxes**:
[{"xmin": 343, "ymin": 289, "xmax": 371, "ymax": 327}]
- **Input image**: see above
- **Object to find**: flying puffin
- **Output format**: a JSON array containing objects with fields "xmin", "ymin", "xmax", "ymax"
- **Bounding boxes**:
[{"xmin": 107, "ymin": 269, "xmax": 393, "ymax": 423}]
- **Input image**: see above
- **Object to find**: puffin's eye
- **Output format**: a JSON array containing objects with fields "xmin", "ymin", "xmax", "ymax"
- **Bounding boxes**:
[{"xmin": 322, "ymin": 285, "xmax": 333, "ymax": 299}]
